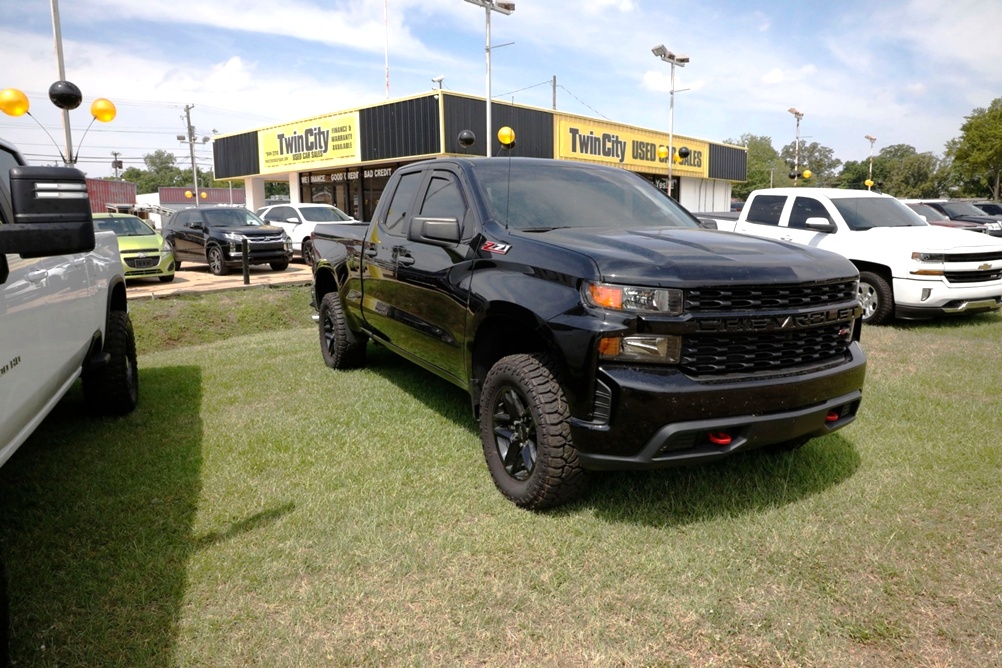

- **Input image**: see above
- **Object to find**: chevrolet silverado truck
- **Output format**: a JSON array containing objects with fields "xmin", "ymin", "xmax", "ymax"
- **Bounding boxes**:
[
  {"xmin": 1, "ymin": 138, "xmax": 139, "ymax": 661},
  {"xmin": 704, "ymin": 188, "xmax": 1002, "ymax": 325},
  {"xmin": 311, "ymin": 157, "xmax": 867, "ymax": 509}
]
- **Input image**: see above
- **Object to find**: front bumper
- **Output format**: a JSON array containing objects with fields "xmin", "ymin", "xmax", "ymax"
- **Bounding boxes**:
[
  {"xmin": 121, "ymin": 251, "xmax": 174, "ymax": 279},
  {"xmin": 570, "ymin": 342, "xmax": 867, "ymax": 470},
  {"xmin": 893, "ymin": 277, "xmax": 1002, "ymax": 319},
  {"xmin": 221, "ymin": 240, "xmax": 293, "ymax": 266}
]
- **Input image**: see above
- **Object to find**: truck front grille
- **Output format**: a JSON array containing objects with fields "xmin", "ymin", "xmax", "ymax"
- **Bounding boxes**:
[
  {"xmin": 685, "ymin": 279, "xmax": 857, "ymax": 312},
  {"xmin": 681, "ymin": 323, "xmax": 851, "ymax": 376}
]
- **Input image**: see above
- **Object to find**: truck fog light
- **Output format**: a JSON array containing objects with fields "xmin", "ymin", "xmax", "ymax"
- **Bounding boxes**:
[
  {"xmin": 921, "ymin": 288, "xmax": 932, "ymax": 302},
  {"xmin": 599, "ymin": 335, "xmax": 681, "ymax": 363}
]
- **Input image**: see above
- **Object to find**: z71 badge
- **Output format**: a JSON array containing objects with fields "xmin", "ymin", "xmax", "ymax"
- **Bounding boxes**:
[{"xmin": 481, "ymin": 241, "xmax": 512, "ymax": 254}]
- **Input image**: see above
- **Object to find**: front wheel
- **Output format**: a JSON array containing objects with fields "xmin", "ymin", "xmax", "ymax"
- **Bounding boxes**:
[
  {"xmin": 858, "ymin": 270, "xmax": 893, "ymax": 325},
  {"xmin": 83, "ymin": 310, "xmax": 139, "ymax": 416},
  {"xmin": 158, "ymin": 274, "xmax": 175, "ymax": 283},
  {"xmin": 319, "ymin": 292, "xmax": 367, "ymax": 369},
  {"xmin": 207, "ymin": 246, "xmax": 229, "ymax": 276},
  {"xmin": 270, "ymin": 260, "xmax": 289, "ymax": 271},
  {"xmin": 479, "ymin": 353, "xmax": 589, "ymax": 510}
]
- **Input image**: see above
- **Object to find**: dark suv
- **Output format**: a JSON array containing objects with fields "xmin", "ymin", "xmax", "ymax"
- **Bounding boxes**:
[{"xmin": 164, "ymin": 207, "xmax": 292, "ymax": 275}]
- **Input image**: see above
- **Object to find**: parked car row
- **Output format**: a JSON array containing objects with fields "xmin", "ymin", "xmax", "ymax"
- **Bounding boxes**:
[{"xmin": 901, "ymin": 199, "xmax": 1002, "ymax": 236}]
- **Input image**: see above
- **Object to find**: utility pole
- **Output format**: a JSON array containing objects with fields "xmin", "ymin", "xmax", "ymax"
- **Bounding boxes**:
[
  {"xmin": 178, "ymin": 104, "xmax": 203, "ymax": 206},
  {"xmin": 111, "ymin": 151, "xmax": 121, "ymax": 179}
]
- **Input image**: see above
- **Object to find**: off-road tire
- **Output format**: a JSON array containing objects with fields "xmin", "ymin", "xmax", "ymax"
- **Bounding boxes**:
[
  {"xmin": 319, "ymin": 292, "xmax": 367, "ymax": 369},
  {"xmin": 270, "ymin": 260, "xmax": 289, "ymax": 271},
  {"xmin": 83, "ymin": 310, "xmax": 139, "ymax": 416},
  {"xmin": 858, "ymin": 270, "xmax": 893, "ymax": 325},
  {"xmin": 480, "ymin": 353, "xmax": 589, "ymax": 510},
  {"xmin": 208, "ymin": 246, "xmax": 229, "ymax": 276}
]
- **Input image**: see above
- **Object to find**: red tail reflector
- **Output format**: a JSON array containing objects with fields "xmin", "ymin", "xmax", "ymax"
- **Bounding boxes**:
[{"xmin": 708, "ymin": 432, "xmax": 732, "ymax": 446}]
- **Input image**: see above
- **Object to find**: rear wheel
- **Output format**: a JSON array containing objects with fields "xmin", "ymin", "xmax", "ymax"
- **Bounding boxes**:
[
  {"xmin": 83, "ymin": 311, "xmax": 139, "ymax": 416},
  {"xmin": 270, "ymin": 260, "xmax": 289, "ymax": 271},
  {"xmin": 302, "ymin": 239, "xmax": 316, "ymax": 268},
  {"xmin": 319, "ymin": 292, "xmax": 367, "ymax": 369},
  {"xmin": 208, "ymin": 246, "xmax": 229, "ymax": 276},
  {"xmin": 480, "ymin": 353, "xmax": 589, "ymax": 510},
  {"xmin": 858, "ymin": 271, "xmax": 893, "ymax": 325}
]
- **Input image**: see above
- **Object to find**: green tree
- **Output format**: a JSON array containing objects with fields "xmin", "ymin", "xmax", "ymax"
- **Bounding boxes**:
[
  {"xmin": 779, "ymin": 141, "xmax": 842, "ymax": 186},
  {"xmin": 121, "ymin": 150, "xmax": 189, "ymax": 194},
  {"xmin": 724, "ymin": 134, "xmax": 786, "ymax": 200},
  {"xmin": 951, "ymin": 98, "xmax": 1002, "ymax": 200}
]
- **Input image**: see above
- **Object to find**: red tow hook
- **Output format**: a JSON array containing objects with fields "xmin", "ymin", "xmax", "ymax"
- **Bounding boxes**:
[
  {"xmin": 825, "ymin": 410, "xmax": 840, "ymax": 423},
  {"xmin": 708, "ymin": 432, "xmax": 732, "ymax": 446}
]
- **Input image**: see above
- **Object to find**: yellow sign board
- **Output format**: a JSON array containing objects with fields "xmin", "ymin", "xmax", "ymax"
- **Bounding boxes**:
[
  {"xmin": 258, "ymin": 112, "xmax": 360, "ymax": 174},
  {"xmin": 555, "ymin": 117, "xmax": 708, "ymax": 177}
]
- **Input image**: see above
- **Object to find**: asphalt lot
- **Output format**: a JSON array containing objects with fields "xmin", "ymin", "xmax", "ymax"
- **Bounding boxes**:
[{"xmin": 126, "ymin": 261, "xmax": 313, "ymax": 299}]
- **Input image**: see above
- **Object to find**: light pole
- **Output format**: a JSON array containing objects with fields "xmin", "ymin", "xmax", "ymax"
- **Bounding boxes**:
[
  {"xmin": 652, "ymin": 45, "xmax": 689, "ymax": 198},
  {"xmin": 788, "ymin": 107, "xmax": 804, "ymax": 185},
  {"xmin": 464, "ymin": 0, "xmax": 515, "ymax": 157},
  {"xmin": 864, "ymin": 134, "xmax": 877, "ymax": 190}
]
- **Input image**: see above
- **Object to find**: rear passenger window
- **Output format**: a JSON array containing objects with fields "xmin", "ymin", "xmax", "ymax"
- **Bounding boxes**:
[
  {"xmin": 789, "ymin": 197, "xmax": 833, "ymax": 229},
  {"xmin": 382, "ymin": 171, "xmax": 423, "ymax": 236},
  {"xmin": 745, "ymin": 195, "xmax": 786, "ymax": 226}
]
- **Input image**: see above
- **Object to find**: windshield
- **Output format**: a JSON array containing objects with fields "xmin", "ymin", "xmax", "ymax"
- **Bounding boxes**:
[
  {"xmin": 906, "ymin": 203, "xmax": 948, "ymax": 221},
  {"xmin": 831, "ymin": 198, "xmax": 927, "ymax": 230},
  {"xmin": 202, "ymin": 209, "xmax": 267, "ymax": 227},
  {"xmin": 94, "ymin": 216, "xmax": 156, "ymax": 236},
  {"xmin": 940, "ymin": 202, "xmax": 990, "ymax": 217},
  {"xmin": 300, "ymin": 206, "xmax": 353, "ymax": 223},
  {"xmin": 470, "ymin": 159, "xmax": 700, "ymax": 231}
]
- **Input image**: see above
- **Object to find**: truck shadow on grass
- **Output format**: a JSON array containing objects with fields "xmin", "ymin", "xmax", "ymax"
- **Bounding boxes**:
[
  {"xmin": 0, "ymin": 365, "xmax": 204, "ymax": 666},
  {"xmin": 360, "ymin": 346, "xmax": 862, "ymax": 525}
]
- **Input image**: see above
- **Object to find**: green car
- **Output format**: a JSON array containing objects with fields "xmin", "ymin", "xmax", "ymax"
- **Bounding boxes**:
[{"xmin": 93, "ymin": 213, "xmax": 175, "ymax": 283}]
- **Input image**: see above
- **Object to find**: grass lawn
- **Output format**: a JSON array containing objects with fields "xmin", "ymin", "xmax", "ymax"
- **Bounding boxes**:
[{"xmin": 1, "ymin": 285, "xmax": 1000, "ymax": 666}]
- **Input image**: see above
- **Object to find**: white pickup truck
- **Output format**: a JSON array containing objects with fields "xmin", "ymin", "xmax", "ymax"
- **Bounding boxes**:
[
  {"xmin": 705, "ymin": 188, "xmax": 1002, "ymax": 325},
  {"xmin": 0, "ymin": 138, "xmax": 139, "ymax": 662}
]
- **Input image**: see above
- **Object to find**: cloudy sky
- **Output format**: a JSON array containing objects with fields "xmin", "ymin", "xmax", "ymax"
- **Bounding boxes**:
[{"xmin": 2, "ymin": 0, "xmax": 1001, "ymax": 180}]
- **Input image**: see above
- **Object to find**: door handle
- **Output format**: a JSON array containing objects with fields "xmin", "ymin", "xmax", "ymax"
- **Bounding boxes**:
[
  {"xmin": 71, "ymin": 257, "xmax": 87, "ymax": 267},
  {"xmin": 396, "ymin": 255, "xmax": 415, "ymax": 266},
  {"xmin": 364, "ymin": 246, "xmax": 378, "ymax": 257},
  {"xmin": 27, "ymin": 269, "xmax": 49, "ymax": 284}
]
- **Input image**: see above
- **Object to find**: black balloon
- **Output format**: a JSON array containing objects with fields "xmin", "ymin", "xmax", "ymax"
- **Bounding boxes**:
[
  {"xmin": 458, "ymin": 129, "xmax": 476, "ymax": 148},
  {"xmin": 48, "ymin": 80, "xmax": 82, "ymax": 110}
]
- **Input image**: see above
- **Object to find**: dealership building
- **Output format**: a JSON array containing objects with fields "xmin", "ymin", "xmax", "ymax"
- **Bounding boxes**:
[{"xmin": 211, "ymin": 91, "xmax": 747, "ymax": 220}]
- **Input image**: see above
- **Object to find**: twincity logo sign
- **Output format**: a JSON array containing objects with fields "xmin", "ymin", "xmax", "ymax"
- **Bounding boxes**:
[
  {"xmin": 556, "ymin": 117, "xmax": 708, "ymax": 177},
  {"xmin": 258, "ymin": 112, "xmax": 361, "ymax": 175}
]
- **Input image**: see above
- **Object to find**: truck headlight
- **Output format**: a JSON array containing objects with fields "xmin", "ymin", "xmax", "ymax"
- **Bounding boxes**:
[
  {"xmin": 222, "ymin": 232, "xmax": 246, "ymax": 242},
  {"xmin": 598, "ymin": 334, "xmax": 682, "ymax": 363},
  {"xmin": 585, "ymin": 282, "xmax": 683, "ymax": 315},
  {"xmin": 910, "ymin": 251, "xmax": 945, "ymax": 276}
]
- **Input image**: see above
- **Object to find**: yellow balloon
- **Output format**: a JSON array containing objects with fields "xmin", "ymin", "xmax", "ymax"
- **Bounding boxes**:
[
  {"xmin": 802, "ymin": 169, "xmax": 812, "ymax": 179},
  {"xmin": 673, "ymin": 154, "xmax": 682, "ymax": 164},
  {"xmin": 90, "ymin": 98, "xmax": 116, "ymax": 122},
  {"xmin": 0, "ymin": 88, "xmax": 30, "ymax": 117},
  {"xmin": 497, "ymin": 126, "xmax": 515, "ymax": 147},
  {"xmin": 185, "ymin": 190, "xmax": 193, "ymax": 199},
  {"xmin": 200, "ymin": 191, "xmax": 207, "ymax": 199},
  {"xmin": 864, "ymin": 179, "xmax": 874, "ymax": 188},
  {"xmin": 657, "ymin": 145, "xmax": 669, "ymax": 160}
]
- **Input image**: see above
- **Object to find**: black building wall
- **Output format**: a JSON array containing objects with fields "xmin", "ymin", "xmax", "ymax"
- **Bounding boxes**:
[
  {"xmin": 213, "ymin": 132, "xmax": 259, "ymax": 180},
  {"xmin": 442, "ymin": 95, "xmax": 552, "ymax": 158},
  {"xmin": 359, "ymin": 96, "xmax": 440, "ymax": 162},
  {"xmin": 708, "ymin": 143, "xmax": 746, "ymax": 182}
]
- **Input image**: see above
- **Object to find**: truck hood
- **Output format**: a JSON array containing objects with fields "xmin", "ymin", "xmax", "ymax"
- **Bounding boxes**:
[
  {"xmin": 853, "ymin": 224, "xmax": 1002, "ymax": 251},
  {"xmin": 526, "ymin": 227, "xmax": 856, "ymax": 286}
]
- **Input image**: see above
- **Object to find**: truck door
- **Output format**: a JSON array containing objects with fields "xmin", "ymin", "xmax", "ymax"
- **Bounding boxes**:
[
  {"xmin": 360, "ymin": 168, "xmax": 472, "ymax": 385},
  {"xmin": 735, "ymin": 194, "xmax": 789, "ymax": 243},
  {"xmin": 779, "ymin": 196, "xmax": 837, "ymax": 248}
]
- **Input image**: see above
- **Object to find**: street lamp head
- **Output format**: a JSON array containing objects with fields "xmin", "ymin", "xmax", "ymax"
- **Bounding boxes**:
[
  {"xmin": 674, "ymin": 54, "xmax": 690, "ymax": 65},
  {"xmin": 496, "ymin": 1, "xmax": 515, "ymax": 12},
  {"xmin": 431, "ymin": 75, "xmax": 444, "ymax": 90},
  {"xmin": 176, "ymin": 134, "xmax": 186, "ymax": 141},
  {"xmin": 652, "ymin": 44, "xmax": 669, "ymax": 58},
  {"xmin": 788, "ymin": 107, "xmax": 804, "ymax": 120},
  {"xmin": 652, "ymin": 45, "xmax": 688, "ymax": 66},
  {"xmin": 864, "ymin": 134, "xmax": 877, "ymax": 142}
]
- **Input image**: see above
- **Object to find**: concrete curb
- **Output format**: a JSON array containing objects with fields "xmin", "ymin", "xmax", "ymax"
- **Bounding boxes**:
[{"xmin": 126, "ymin": 263, "xmax": 314, "ymax": 300}]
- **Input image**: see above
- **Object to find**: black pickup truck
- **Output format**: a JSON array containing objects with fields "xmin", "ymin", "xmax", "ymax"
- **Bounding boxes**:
[{"xmin": 311, "ymin": 157, "xmax": 867, "ymax": 509}]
